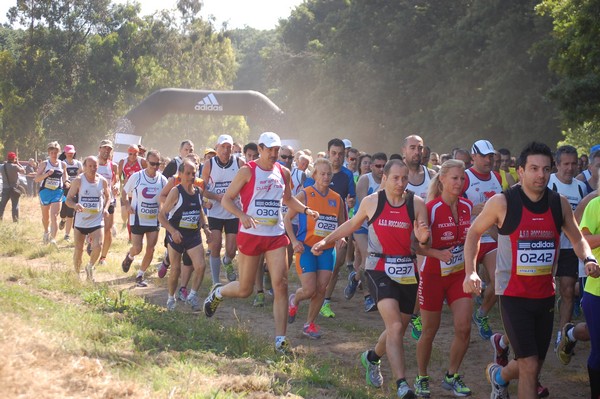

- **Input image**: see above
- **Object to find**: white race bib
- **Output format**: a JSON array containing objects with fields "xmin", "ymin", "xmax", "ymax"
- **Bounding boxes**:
[
  {"xmin": 516, "ymin": 240, "xmax": 555, "ymax": 276},
  {"xmin": 385, "ymin": 256, "xmax": 417, "ymax": 285},
  {"xmin": 441, "ymin": 245, "xmax": 465, "ymax": 277}
]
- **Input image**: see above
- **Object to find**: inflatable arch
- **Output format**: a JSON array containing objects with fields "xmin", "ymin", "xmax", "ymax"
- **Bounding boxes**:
[{"xmin": 123, "ymin": 88, "xmax": 286, "ymax": 134}]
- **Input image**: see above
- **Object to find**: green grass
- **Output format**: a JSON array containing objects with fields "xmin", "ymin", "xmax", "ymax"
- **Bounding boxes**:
[{"xmin": 0, "ymin": 209, "xmax": 386, "ymax": 398}]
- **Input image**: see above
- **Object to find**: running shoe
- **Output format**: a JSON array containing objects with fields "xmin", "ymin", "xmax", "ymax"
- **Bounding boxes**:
[
  {"xmin": 302, "ymin": 322, "xmax": 322, "ymax": 339},
  {"xmin": 49, "ymin": 239, "xmax": 58, "ymax": 247},
  {"xmin": 135, "ymin": 275, "xmax": 148, "ymax": 287},
  {"xmin": 98, "ymin": 256, "xmax": 107, "ymax": 266},
  {"xmin": 486, "ymin": 363, "xmax": 510, "ymax": 399},
  {"xmin": 85, "ymin": 263, "xmax": 95, "ymax": 282},
  {"xmin": 253, "ymin": 292, "xmax": 265, "ymax": 307},
  {"xmin": 410, "ymin": 314, "xmax": 422, "ymax": 340},
  {"xmin": 43, "ymin": 232, "xmax": 49, "ymax": 244},
  {"xmin": 360, "ymin": 351, "xmax": 383, "ymax": 388},
  {"xmin": 557, "ymin": 322, "xmax": 576, "ymax": 365},
  {"xmin": 441, "ymin": 373, "xmax": 471, "ymax": 397},
  {"xmin": 414, "ymin": 375, "xmax": 430, "ymax": 398},
  {"xmin": 59, "ymin": 219, "xmax": 66, "ymax": 230},
  {"xmin": 203, "ymin": 283, "xmax": 223, "ymax": 317},
  {"xmin": 364, "ymin": 295, "xmax": 377, "ymax": 312},
  {"xmin": 288, "ymin": 294, "xmax": 298, "ymax": 323},
  {"xmin": 157, "ymin": 260, "xmax": 169, "ymax": 278},
  {"xmin": 222, "ymin": 256, "xmax": 236, "ymax": 281},
  {"xmin": 186, "ymin": 291, "xmax": 200, "ymax": 311},
  {"xmin": 166, "ymin": 297, "xmax": 176, "ymax": 311},
  {"xmin": 319, "ymin": 302, "xmax": 335, "ymax": 318},
  {"xmin": 275, "ymin": 339, "xmax": 290, "ymax": 355},
  {"xmin": 178, "ymin": 286, "xmax": 188, "ymax": 302},
  {"xmin": 344, "ymin": 271, "xmax": 359, "ymax": 299},
  {"xmin": 121, "ymin": 253, "xmax": 133, "ymax": 273},
  {"xmin": 63, "ymin": 235, "xmax": 70, "ymax": 242},
  {"xmin": 491, "ymin": 333, "xmax": 509, "ymax": 367},
  {"xmin": 397, "ymin": 380, "xmax": 416, "ymax": 399},
  {"xmin": 472, "ymin": 311, "xmax": 493, "ymax": 340},
  {"xmin": 536, "ymin": 381, "xmax": 549, "ymax": 398}
]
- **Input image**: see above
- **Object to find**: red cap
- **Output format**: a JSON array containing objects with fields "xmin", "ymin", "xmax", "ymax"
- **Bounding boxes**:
[{"xmin": 7, "ymin": 152, "xmax": 17, "ymax": 160}]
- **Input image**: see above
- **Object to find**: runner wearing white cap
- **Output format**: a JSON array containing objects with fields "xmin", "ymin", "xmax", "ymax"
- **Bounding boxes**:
[{"xmin": 204, "ymin": 131, "xmax": 320, "ymax": 354}]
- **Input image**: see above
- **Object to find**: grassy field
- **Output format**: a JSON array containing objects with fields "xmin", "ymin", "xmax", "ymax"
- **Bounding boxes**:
[{"xmin": 0, "ymin": 197, "xmax": 387, "ymax": 398}]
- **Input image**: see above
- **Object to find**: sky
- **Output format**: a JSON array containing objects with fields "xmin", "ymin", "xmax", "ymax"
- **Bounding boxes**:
[{"xmin": 0, "ymin": 0, "xmax": 304, "ymax": 30}]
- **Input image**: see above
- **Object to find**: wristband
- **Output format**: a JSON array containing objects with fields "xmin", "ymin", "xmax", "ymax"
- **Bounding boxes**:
[
  {"xmin": 584, "ymin": 256, "xmax": 598, "ymax": 264},
  {"xmin": 304, "ymin": 207, "xmax": 310, "ymax": 214}
]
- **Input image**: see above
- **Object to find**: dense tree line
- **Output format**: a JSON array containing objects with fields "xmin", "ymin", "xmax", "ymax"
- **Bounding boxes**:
[
  {"xmin": 2, "ymin": 0, "xmax": 600, "ymax": 158},
  {"xmin": 0, "ymin": 0, "xmax": 241, "ymax": 158},
  {"xmin": 237, "ymin": 0, "xmax": 562, "ymax": 153}
]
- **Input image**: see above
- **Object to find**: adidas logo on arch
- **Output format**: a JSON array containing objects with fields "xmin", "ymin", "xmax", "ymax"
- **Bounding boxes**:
[{"xmin": 194, "ymin": 93, "xmax": 223, "ymax": 111}]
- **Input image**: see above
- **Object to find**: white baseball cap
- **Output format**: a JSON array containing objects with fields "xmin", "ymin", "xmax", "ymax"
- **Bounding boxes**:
[
  {"xmin": 471, "ymin": 139, "xmax": 495, "ymax": 155},
  {"xmin": 342, "ymin": 138, "xmax": 352, "ymax": 149},
  {"xmin": 217, "ymin": 134, "xmax": 233, "ymax": 146},
  {"xmin": 258, "ymin": 132, "xmax": 282, "ymax": 148}
]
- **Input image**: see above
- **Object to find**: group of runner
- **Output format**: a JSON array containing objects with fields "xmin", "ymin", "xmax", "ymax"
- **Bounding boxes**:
[{"xmin": 24, "ymin": 132, "xmax": 600, "ymax": 399}]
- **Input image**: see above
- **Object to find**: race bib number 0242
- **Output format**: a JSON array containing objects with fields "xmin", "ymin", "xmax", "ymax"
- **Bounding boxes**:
[{"xmin": 516, "ymin": 240, "xmax": 555, "ymax": 276}]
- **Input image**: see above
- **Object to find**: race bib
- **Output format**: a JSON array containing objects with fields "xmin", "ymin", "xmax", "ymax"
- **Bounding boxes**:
[
  {"xmin": 45, "ymin": 177, "xmax": 61, "ymax": 190},
  {"xmin": 139, "ymin": 202, "xmax": 158, "ymax": 220},
  {"xmin": 80, "ymin": 196, "xmax": 100, "ymax": 218},
  {"xmin": 441, "ymin": 245, "xmax": 465, "ymax": 277},
  {"xmin": 385, "ymin": 256, "xmax": 417, "ymax": 285},
  {"xmin": 516, "ymin": 240, "xmax": 555, "ymax": 276},
  {"xmin": 254, "ymin": 199, "xmax": 280, "ymax": 226},
  {"xmin": 179, "ymin": 210, "xmax": 200, "ymax": 229},
  {"xmin": 314, "ymin": 214, "xmax": 338, "ymax": 237}
]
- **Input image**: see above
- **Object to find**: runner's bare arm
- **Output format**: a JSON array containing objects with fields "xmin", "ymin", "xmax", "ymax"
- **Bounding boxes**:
[
  {"xmin": 312, "ymin": 192, "xmax": 376, "ymax": 255},
  {"xmin": 284, "ymin": 190, "xmax": 306, "ymax": 253},
  {"xmin": 282, "ymin": 167, "xmax": 319, "ymax": 220},
  {"xmin": 101, "ymin": 179, "xmax": 110, "ymax": 215},
  {"xmin": 222, "ymin": 166, "xmax": 256, "ymax": 229},
  {"xmin": 200, "ymin": 159, "xmax": 220, "ymax": 201},
  {"xmin": 356, "ymin": 174, "xmax": 369, "ymax": 203},
  {"xmin": 463, "ymin": 193, "xmax": 505, "ymax": 294},
  {"xmin": 413, "ymin": 195, "xmax": 430, "ymax": 246},
  {"xmin": 159, "ymin": 177, "xmax": 176, "ymax": 204},
  {"xmin": 158, "ymin": 186, "xmax": 183, "ymax": 243},
  {"xmin": 65, "ymin": 178, "xmax": 82, "ymax": 211},
  {"xmin": 34, "ymin": 161, "xmax": 50, "ymax": 183}
]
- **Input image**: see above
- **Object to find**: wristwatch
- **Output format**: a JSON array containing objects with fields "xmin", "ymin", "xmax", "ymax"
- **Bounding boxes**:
[{"xmin": 583, "ymin": 256, "xmax": 598, "ymax": 264}]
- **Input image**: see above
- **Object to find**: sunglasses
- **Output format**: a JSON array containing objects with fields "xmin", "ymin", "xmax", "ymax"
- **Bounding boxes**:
[
  {"xmin": 280, "ymin": 155, "xmax": 293, "ymax": 160},
  {"xmin": 149, "ymin": 161, "xmax": 160, "ymax": 167},
  {"xmin": 347, "ymin": 157, "xmax": 357, "ymax": 162},
  {"xmin": 372, "ymin": 164, "xmax": 385, "ymax": 169}
]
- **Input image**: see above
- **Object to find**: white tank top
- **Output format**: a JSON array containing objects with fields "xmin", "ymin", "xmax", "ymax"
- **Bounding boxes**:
[
  {"xmin": 289, "ymin": 167, "xmax": 306, "ymax": 225},
  {"xmin": 359, "ymin": 173, "xmax": 381, "ymax": 229},
  {"xmin": 463, "ymin": 168, "xmax": 503, "ymax": 243},
  {"xmin": 97, "ymin": 160, "xmax": 115, "ymax": 201},
  {"xmin": 123, "ymin": 170, "xmax": 168, "ymax": 227},
  {"xmin": 74, "ymin": 174, "xmax": 106, "ymax": 229},
  {"xmin": 548, "ymin": 173, "xmax": 586, "ymax": 249},
  {"xmin": 41, "ymin": 160, "xmax": 65, "ymax": 191},
  {"xmin": 407, "ymin": 165, "xmax": 432, "ymax": 200},
  {"xmin": 206, "ymin": 156, "xmax": 240, "ymax": 219},
  {"xmin": 239, "ymin": 161, "xmax": 286, "ymax": 237}
]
